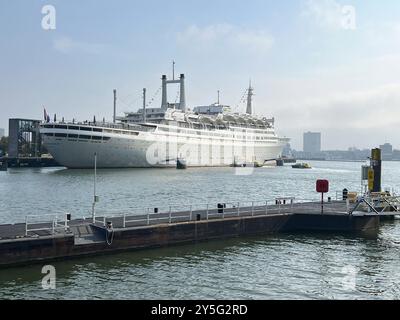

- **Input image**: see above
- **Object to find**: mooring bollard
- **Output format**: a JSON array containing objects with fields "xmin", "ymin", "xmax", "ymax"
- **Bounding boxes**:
[
  {"xmin": 25, "ymin": 216, "xmax": 28, "ymax": 237},
  {"xmin": 65, "ymin": 213, "xmax": 70, "ymax": 231},
  {"xmin": 343, "ymin": 188, "xmax": 348, "ymax": 201}
]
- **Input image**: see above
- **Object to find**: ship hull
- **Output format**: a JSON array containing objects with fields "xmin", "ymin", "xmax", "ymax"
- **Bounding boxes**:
[{"xmin": 40, "ymin": 127, "xmax": 286, "ymax": 169}]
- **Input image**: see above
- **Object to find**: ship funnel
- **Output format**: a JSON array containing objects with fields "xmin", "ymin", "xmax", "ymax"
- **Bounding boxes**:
[{"xmin": 160, "ymin": 73, "xmax": 186, "ymax": 112}]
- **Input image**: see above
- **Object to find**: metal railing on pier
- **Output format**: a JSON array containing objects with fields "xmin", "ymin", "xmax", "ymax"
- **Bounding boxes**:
[
  {"xmin": 25, "ymin": 213, "xmax": 70, "ymax": 236},
  {"xmin": 24, "ymin": 194, "xmax": 400, "ymax": 236},
  {"xmin": 348, "ymin": 195, "xmax": 400, "ymax": 215},
  {"xmin": 22, "ymin": 197, "xmax": 326, "ymax": 236},
  {"xmin": 92, "ymin": 197, "xmax": 309, "ymax": 228}
]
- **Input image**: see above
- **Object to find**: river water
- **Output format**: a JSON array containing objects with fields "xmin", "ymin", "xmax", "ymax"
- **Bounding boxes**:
[{"xmin": 0, "ymin": 161, "xmax": 400, "ymax": 299}]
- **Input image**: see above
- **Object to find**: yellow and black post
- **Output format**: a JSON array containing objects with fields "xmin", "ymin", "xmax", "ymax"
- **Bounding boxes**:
[
  {"xmin": 370, "ymin": 148, "xmax": 382, "ymax": 193},
  {"xmin": 368, "ymin": 167, "xmax": 374, "ymax": 192}
]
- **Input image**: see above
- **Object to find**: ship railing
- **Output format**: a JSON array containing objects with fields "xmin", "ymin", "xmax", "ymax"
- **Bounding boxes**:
[{"xmin": 25, "ymin": 212, "xmax": 70, "ymax": 237}]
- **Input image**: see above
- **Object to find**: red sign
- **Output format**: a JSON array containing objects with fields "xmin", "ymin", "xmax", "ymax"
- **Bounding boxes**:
[{"xmin": 316, "ymin": 180, "xmax": 329, "ymax": 193}]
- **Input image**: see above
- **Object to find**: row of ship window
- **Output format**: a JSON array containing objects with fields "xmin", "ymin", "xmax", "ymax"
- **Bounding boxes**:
[
  {"xmin": 43, "ymin": 124, "xmax": 103, "ymax": 132},
  {"xmin": 42, "ymin": 124, "xmax": 139, "ymax": 136},
  {"xmin": 163, "ymin": 121, "xmax": 271, "ymax": 132},
  {"xmin": 157, "ymin": 127, "xmax": 273, "ymax": 139},
  {"xmin": 45, "ymin": 132, "xmax": 275, "ymax": 146},
  {"xmin": 42, "ymin": 124, "xmax": 271, "ymax": 138},
  {"xmin": 44, "ymin": 133, "xmax": 111, "ymax": 141},
  {"xmin": 157, "ymin": 130, "xmax": 276, "ymax": 140},
  {"xmin": 42, "ymin": 124, "xmax": 274, "ymax": 141}
]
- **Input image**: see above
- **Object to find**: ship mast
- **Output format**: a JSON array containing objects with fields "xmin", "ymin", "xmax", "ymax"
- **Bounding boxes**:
[
  {"xmin": 113, "ymin": 89, "xmax": 117, "ymax": 123},
  {"xmin": 246, "ymin": 80, "xmax": 253, "ymax": 115},
  {"xmin": 142, "ymin": 88, "xmax": 146, "ymax": 123}
]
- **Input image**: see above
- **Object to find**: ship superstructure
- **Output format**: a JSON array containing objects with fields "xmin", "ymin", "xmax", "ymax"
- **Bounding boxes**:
[{"xmin": 39, "ymin": 73, "xmax": 289, "ymax": 168}]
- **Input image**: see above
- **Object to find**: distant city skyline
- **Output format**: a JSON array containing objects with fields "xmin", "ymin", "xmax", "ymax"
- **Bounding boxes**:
[
  {"xmin": 291, "ymin": 141, "xmax": 400, "ymax": 161},
  {"xmin": 292, "ymin": 140, "xmax": 397, "ymax": 152},
  {"xmin": 1, "ymin": 0, "xmax": 400, "ymax": 150}
]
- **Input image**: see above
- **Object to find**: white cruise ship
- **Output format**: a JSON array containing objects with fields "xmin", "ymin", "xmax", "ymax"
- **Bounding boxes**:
[{"xmin": 39, "ymin": 73, "xmax": 289, "ymax": 168}]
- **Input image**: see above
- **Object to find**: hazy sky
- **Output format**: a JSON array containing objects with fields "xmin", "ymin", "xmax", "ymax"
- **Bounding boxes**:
[{"xmin": 1, "ymin": 0, "xmax": 399, "ymax": 150}]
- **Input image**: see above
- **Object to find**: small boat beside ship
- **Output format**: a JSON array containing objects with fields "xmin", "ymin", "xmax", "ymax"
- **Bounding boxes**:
[
  {"xmin": 176, "ymin": 158, "xmax": 187, "ymax": 169},
  {"xmin": 292, "ymin": 163, "xmax": 312, "ymax": 169}
]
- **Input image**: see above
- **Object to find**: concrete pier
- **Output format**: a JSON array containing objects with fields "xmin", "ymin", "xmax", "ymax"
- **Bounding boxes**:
[{"xmin": 0, "ymin": 200, "xmax": 394, "ymax": 268}]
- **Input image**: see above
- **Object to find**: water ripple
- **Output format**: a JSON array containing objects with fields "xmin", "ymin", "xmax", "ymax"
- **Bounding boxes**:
[{"xmin": 1, "ymin": 161, "xmax": 400, "ymax": 299}]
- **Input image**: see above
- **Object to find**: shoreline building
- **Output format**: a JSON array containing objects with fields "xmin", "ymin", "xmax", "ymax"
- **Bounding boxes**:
[
  {"xmin": 380, "ymin": 143, "xmax": 393, "ymax": 161},
  {"xmin": 303, "ymin": 132, "xmax": 321, "ymax": 154}
]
